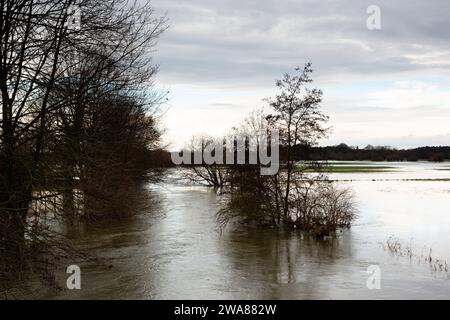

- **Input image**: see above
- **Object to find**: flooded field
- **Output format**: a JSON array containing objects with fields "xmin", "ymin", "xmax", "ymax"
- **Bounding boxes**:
[{"xmin": 37, "ymin": 162, "xmax": 450, "ymax": 299}]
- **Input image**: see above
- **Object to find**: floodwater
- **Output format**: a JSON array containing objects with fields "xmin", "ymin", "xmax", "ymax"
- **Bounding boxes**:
[{"xmin": 40, "ymin": 162, "xmax": 450, "ymax": 299}]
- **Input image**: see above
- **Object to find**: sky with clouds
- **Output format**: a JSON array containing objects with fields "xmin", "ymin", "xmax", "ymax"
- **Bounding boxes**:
[{"xmin": 150, "ymin": 0, "xmax": 450, "ymax": 150}]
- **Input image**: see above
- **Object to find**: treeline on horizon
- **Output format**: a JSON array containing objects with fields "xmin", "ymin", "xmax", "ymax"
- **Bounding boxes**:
[
  {"xmin": 293, "ymin": 144, "xmax": 450, "ymax": 162},
  {"xmin": 163, "ymin": 143, "xmax": 450, "ymax": 167}
]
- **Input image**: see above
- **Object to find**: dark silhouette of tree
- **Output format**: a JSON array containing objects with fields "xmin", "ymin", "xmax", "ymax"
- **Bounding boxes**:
[
  {"xmin": 292, "ymin": 145, "xmax": 450, "ymax": 162},
  {"xmin": 265, "ymin": 63, "xmax": 329, "ymax": 221},
  {"xmin": 0, "ymin": 0, "xmax": 167, "ymax": 288},
  {"xmin": 185, "ymin": 65, "xmax": 356, "ymax": 235}
]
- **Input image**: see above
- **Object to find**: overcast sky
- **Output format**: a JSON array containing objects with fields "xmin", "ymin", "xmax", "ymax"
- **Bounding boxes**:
[{"xmin": 150, "ymin": 0, "xmax": 450, "ymax": 150}]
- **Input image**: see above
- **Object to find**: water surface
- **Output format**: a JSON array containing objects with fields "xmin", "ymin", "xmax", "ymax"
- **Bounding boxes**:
[{"xmin": 41, "ymin": 162, "xmax": 450, "ymax": 299}]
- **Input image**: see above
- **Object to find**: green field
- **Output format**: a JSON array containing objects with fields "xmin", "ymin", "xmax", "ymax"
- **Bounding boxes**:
[{"xmin": 299, "ymin": 165, "xmax": 396, "ymax": 173}]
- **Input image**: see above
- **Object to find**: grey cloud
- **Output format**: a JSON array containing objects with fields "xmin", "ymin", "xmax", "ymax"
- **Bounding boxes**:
[
  {"xmin": 149, "ymin": 0, "xmax": 450, "ymax": 148},
  {"xmin": 152, "ymin": 0, "xmax": 450, "ymax": 85}
]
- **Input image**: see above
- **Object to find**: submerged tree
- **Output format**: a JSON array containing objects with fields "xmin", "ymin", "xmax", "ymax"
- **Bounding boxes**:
[
  {"xmin": 0, "ymin": 0, "xmax": 167, "ymax": 289},
  {"xmin": 216, "ymin": 64, "xmax": 356, "ymax": 236},
  {"xmin": 78, "ymin": 91, "xmax": 163, "ymax": 221},
  {"xmin": 47, "ymin": 0, "xmax": 166, "ymax": 221},
  {"xmin": 0, "ymin": 0, "xmax": 79, "ymax": 273},
  {"xmin": 181, "ymin": 134, "xmax": 230, "ymax": 188},
  {"xmin": 265, "ymin": 62, "xmax": 329, "ymax": 219}
]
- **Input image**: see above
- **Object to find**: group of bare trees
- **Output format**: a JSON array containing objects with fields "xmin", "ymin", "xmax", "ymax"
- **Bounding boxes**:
[
  {"xmin": 185, "ymin": 64, "xmax": 356, "ymax": 236},
  {"xmin": 0, "ymin": 0, "xmax": 166, "ymax": 287}
]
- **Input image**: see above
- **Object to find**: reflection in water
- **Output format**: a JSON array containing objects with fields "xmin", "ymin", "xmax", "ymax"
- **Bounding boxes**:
[
  {"xmin": 35, "ymin": 183, "xmax": 164, "ymax": 299},
  {"xmin": 27, "ymin": 165, "xmax": 450, "ymax": 299},
  {"xmin": 220, "ymin": 229, "xmax": 352, "ymax": 299}
]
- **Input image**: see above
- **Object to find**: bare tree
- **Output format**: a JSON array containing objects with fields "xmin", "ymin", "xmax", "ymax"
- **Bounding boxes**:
[
  {"xmin": 265, "ymin": 63, "xmax": 329, "ymax": 220},
  {"xmin": 215, "ymin": 65, "xmax": 355, "ymax": 236},
  {"xmin": 48, "ymin": 0, "xmax": 167, "ymax": 220},
  {"xmin": 0, "ymin": 0, "xmax": 167, "ymax": 284},
  {"xmin": 0, "ymin": 0, "xmax": 79, "ymax": 262},
  {"xmin": 182, "ymin": 135, "xmax": 228, "ymax": 187}
]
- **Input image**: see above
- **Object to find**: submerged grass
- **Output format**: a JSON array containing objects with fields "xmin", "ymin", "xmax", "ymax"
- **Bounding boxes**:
[{"xmin": 382, "ymin": 236, "xmax": 449, "ymax": 274}]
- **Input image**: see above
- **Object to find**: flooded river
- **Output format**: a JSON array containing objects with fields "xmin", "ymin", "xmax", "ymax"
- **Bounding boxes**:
[{"xmin": 39, "ymin": 162, "xmax": 450, "ymax": 299}]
